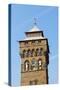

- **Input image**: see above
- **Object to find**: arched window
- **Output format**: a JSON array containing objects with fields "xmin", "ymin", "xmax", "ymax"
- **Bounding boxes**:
[
  {"xmin": 26, "ymin": 50, "xmax": 28, "ymax": 57},
  {"xmin": 25, "ymin": 50, "xmax": 28, "ymax": 57},
  {"xmin": 31, "ymin": 59, "xmax": 37, "ymax": 70},
  {"xmin": 38, "ymin": 59, "xmax": 42, "ymax": 70},
  {"xmin": 23, "ymin": 50, "xmax": 26, "ymax": 58},
  {"xmin": 31, "ymin": 49, "xmax": 34, "ymax": 57},
  {"xmin": 24, "ymin": 60, "xmax": 29, "ymax": 71},
  {"xmin": 35, "ymin": 48, "xmax": 39, "ymax": 56},
  {"xmin": 38, "ymin": 60, "xmax": 41, "ymax": 66},
  {"xmin": 27, "ymin": 49, "xmax": 31, "ymax": 57},
  {"xmin": 39, "ymin": 48, "xmax": 43, "ymax": 56},
  {"xmin": 32, "ymin": 59, "xmax": 35, "ymax": 65}
]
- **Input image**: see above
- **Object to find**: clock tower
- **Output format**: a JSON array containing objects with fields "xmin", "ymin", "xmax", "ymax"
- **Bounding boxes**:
[{"xmin": 19, "ymin": 21, "xmax": 49, "ymax": 86}]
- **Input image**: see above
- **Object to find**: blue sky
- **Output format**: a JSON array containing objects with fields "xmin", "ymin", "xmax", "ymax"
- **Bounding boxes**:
[{"xmin": 10, "ymin": 4, "xmax": 58, "ymax": 86}]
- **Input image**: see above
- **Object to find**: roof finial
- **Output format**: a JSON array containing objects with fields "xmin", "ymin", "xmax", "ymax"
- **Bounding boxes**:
[{"xmin": 34, "ymin": 18, "xmax": 37, "ymax": 26}]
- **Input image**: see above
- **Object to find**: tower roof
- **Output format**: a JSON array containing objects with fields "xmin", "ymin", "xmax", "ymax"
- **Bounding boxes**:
[
  {"xmin": 20, "ymin": 19, "xmax": 46, "ymax": 41},
  {"xmin": 26, "ymin": 25, "xmax": 40, "ymax": 33},
  {"xmin": 21, "ymin": 25, "xmax": 45, "ymax": 41}
]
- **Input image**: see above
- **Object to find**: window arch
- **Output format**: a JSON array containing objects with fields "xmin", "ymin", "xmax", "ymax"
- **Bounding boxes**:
[
  {"xmin": 27, "ymin": 49, "xmax": 31, "ymax": 57},
  {"xmin": 25, "ymin": 50, "xmax": 28, "ymax": 57},
  {"xmin": 35, "ymin": 48, "xmax": 39, "ymax": 56},
  {"xmin": 39, "ymin": 48, "xmax": 43, "ymax": 56},
  {"xmin": 24, "ymin": 60, "xmax": 29, "ymax": 71},
  {"xmin": 31, "ymin": 59, "xmax": 35, "ymax": 65},
  {"xmin": 23, "ymin": 50, "xmax": 26, "ymax": 58},
  {"xmin": 38, "ymin": 59, "xmax": 42, "ymax": 70},
  {"xmin": 31, "ymin": 58, "xmax": 37, "ymax": 70},
  {"xmin": 31, "ymin": 49, "xmax": 34, "ymax": 57}
]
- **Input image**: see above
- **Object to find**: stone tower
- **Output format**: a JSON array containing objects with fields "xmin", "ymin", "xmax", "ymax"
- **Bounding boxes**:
[{"xmin": 19, "ymin": 22, "xmax": 49, "ymax": 86}]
